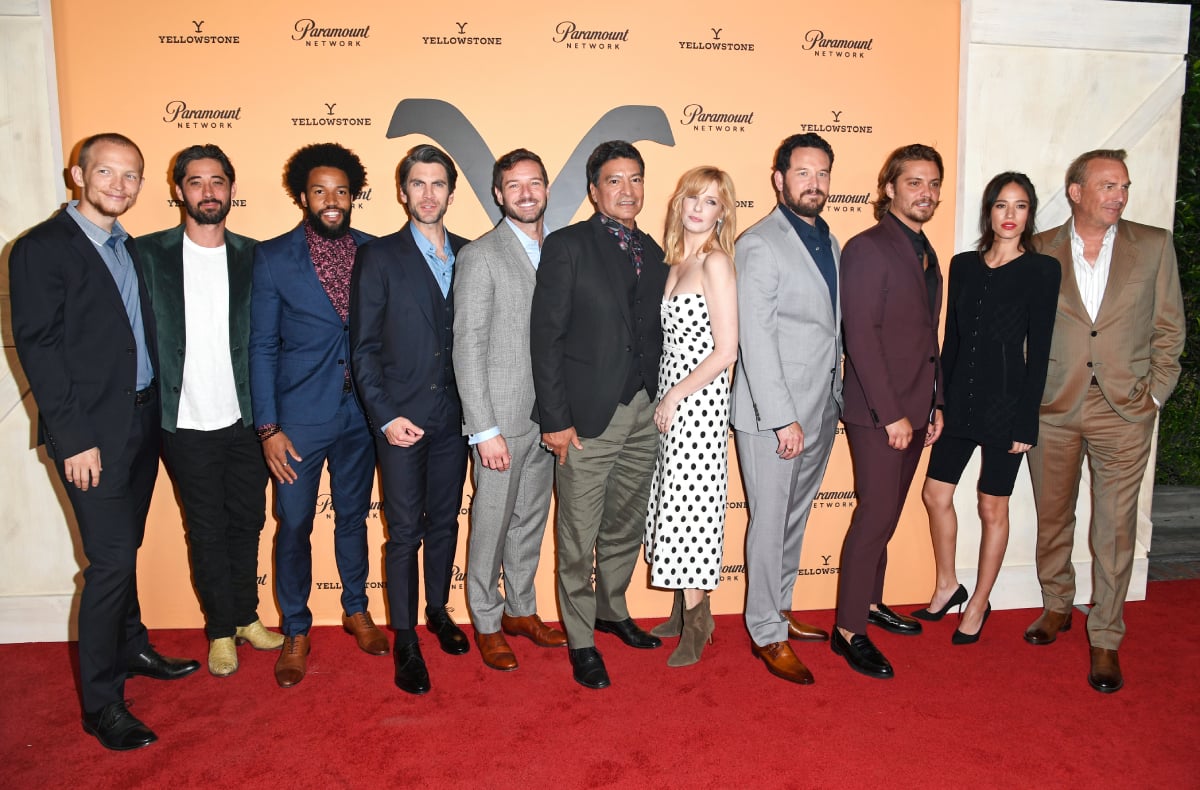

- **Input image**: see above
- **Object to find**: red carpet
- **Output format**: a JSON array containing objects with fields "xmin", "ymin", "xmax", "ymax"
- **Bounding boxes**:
[{"xmin": 2, "ymin": 581, "xmax": 1197, "ymax": 789}]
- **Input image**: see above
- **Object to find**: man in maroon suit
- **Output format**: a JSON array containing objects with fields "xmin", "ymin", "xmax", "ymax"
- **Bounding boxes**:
[{"xmin": 834, "ymin": 144, "xmax": 945, "ymax": 679}]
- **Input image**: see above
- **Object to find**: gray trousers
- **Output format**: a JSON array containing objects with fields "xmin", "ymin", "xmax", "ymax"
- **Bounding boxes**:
[
  {"xmin": 465, "ymin": 423, "xmax": 555, "ymax": 633},
  {"xmin": 554, "ymin": 391, "xmax": 658, "ymax": 648},
  {"xmin": 738, "ymin": 393, "xmax": 839, "ymax": 647}
]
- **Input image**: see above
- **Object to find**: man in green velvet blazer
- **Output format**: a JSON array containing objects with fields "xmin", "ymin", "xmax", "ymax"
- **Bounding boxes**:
[{"xmin": 138, "ymin": 144, "xmax": 282, "ymax": 678}]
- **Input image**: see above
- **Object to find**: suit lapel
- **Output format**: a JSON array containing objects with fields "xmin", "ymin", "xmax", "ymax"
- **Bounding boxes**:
[
  {"xmin": 1045, "ymin": 222, "xmax": 1090, "ymax": 324},
  {"xmin": 771, "ymin": 209, "xmax": 836, "ymax": 324},
  {"xmin": 496, "ymin": 221, "xmax": 538, "ymax": 287},
  {"xmin": 65, "ymin": 218, "xmax": 133, "ymax": 325},
  {"xmin": 288, "ymin": 225, "xmax": 344, "ymax": 325},
  {"xmin": 396, "ymin": 223, "xmax": 440, "ymax": 331},
  {"xmin": 1095, "ymin": 221, "xmax": 1136, "ymax": 322}
]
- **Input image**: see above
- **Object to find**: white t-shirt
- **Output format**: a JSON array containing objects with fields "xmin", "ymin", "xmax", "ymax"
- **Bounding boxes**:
[{"xmin": 177, "ymin": 233, "xmax": 241, "ymax": 430}]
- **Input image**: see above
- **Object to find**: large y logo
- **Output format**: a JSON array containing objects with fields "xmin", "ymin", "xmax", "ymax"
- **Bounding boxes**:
[{"xmin": 386, "ymin": 98, "xmax": 675, "ymax": 228}]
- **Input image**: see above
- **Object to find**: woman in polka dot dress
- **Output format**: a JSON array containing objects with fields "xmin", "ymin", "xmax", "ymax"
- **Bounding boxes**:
[{"xmin": 644, "ymin": 166, "xmax": 739, "ymax": 667}]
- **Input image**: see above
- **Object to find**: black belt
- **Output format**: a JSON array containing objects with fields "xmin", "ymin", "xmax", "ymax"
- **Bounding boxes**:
[{"xmin": 135, "ymin": 379, "xmax": 158, "ymax": 406}]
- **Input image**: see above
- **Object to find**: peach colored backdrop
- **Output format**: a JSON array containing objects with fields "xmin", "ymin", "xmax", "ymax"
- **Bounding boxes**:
[{"xmin": 49, "ymin": 0, "xmax": 960, "ymax": 627}]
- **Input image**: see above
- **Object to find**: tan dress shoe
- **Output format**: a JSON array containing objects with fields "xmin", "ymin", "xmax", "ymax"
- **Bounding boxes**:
[
  {"xmin": 208, "ymin": 637, "xmax": 238, "ymax": 677},
  {"xmin": 343, "ymin": 611, "xmax": 389, "ymax": 656},
  {"xmin": 781, "ymin": 611, "xmax": 829, "ymax": 641},
  {"xmin": 753, "ymin": 640, "xmax": 815, "ymax": 685},
  {"xmin": 235, "ymin": 619, "xmax": 285, "ymax": 651},
  {"xmin": 1024, "ymin": 609, "xmax": 1072, "ymax": 645},
  {"xmin": 501, "ymin": 613, "xmax": 568, "ymax": 647},
  {"xmin": 275, "ymin": 634, "xmax": 310, "ymax": 688},
  {"xmin": 475, "ymin": 631, "xmax": 518, "ymax": 671},
  {"xmin": 1088, "ymin": 646, "xmax": 1123, "ymax": 693}
]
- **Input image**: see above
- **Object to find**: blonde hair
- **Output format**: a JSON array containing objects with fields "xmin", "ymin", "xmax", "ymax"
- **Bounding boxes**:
[{"xmin": 663, "ymin": 166, "xmax": 737, "ymax": 266}]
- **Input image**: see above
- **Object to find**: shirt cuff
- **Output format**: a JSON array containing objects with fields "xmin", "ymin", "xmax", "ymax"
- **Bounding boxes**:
[{"xmin": 469, "ymin": 426, "xmax": 501, "ymax": 445}]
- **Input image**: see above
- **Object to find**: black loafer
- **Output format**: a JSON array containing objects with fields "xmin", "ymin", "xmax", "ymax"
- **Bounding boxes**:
[
  {"xmin": 426, "ymin": 607, "xmax": 470, "ymax": 655},
  {"xmin": 82, "ymin": 701, "xmax": 157, "ymax": 751},
  {"xmin": 831, "ymin": 630, "xmax": 894, "ymax": 679},
  {"xmin": 594, "ymin": 618, "xmax": 662, "ymax": 649},
  {"xmin": 569, "ymin": 647, "xmax": 611, "ymax": 689},
  {"xmin": 394, "ymin": 642, "xmax": 431, "ymax": 695},
  {"xmin": 867, "ymin": 603, "xmax": 922, "ymax": 635},
  {"xmin": 126, "ymin": 647, "xmax": 201, "ymax": 680}
]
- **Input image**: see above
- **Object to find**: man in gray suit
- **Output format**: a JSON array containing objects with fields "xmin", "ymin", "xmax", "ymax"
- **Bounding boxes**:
[
  {"xmin": 453, "ymin": 149, "xmax": 567, "ymax": 672},
  {"xmin": 731, "ymin": 133, "xmax": 842, "ymax": 685}
]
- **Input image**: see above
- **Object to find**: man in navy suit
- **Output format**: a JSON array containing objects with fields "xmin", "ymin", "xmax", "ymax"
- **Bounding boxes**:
[
  {"xmin": 350, "ymin": 144, "xmax": 471, "ymax": 695},
  {"xmin": 249, "ymin": 143, "xmax": 388, "ymax": 688},
  {"xmin": 10, "ymin": 133, "xmax": 199, "ymax": 751}
]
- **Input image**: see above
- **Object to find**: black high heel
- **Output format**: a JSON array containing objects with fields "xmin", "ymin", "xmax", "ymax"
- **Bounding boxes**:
[
  {"xmin": 951, "ymin": 603, "xmax": 991, "ymax": 645},
  {"xmin": 911, "ymin": 584, "xmax": 968, "ymax": 621}
]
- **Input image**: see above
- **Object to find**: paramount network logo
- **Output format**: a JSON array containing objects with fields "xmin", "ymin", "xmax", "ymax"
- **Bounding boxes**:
[
  {"xmin": 292, "ymin": 18, "xmax": 371, "ymax": 47},
  {"xmin": 553, "ymin": 20, "xmax": 629, "ymax": 50},
  {"xmin": 157, "ymin": 19, "xmax": 240, "ymax": 44},
  {"xmin": 802, "ymin": 29, "xmax": 874, "ymax": 59},
  {"xmin": 811, "ymin": 490, "xmax": 858, "ymax": 509},
  {"xmin": 162, "ymin": 100, "xmax": 241, "ymax": 129},
  {"xmin": 677, "ymin": 25, "xmax": 755, "ymax": 52},
  {"xmin": 315, "ymin": 493, "xmax": 385, "ymax": 517},
  {"xmin": 825, "ymin": 192, "xmax": 872, "ymax": 214},
  {"xmin": 422, "ymin": 21, "xmax": 502, "ymax": 46},
  {"xmin": 292, "ymin": 102, "xmax": 373, "ymax": 127},
  {"xmin": 386, "ymin": 98, "xmax": 676, "ymax": 228},
  {"xmin": 680, "ymin": 103, "xmax": 755, "ymax": 133}
]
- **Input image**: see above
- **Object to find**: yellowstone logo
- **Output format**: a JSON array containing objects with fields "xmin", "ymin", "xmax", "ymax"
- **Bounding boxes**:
[
  {"xmin": 292, "ymin": 19, "xmax": 371, "ymax": 47},
  {"xmin": 157, "ymin": 19, "xmax": 240, "ymax": 44},
  {"xmin": 802, "ymin": 29, "xmax": 874, "ymax": 59},
  {"xmin": 679, "ymin": 103, "xmax": 755, "ymax": 133},
  {"xmin": 167, "ymin": 198, "xmax": 247, "ymax": 208},
  {"xmin": 677, "ymin": 25, "xmax": 755, "ymax": 52},
  {"xmin": 162, "ymin": 100, "xmax": 241, "ymax": 129},
  {"xmin": 794, "ymin": 109, "xmax": 874, "ymax": 135},
  {"xmin": 387, "ymin": 98, "xmax": 675, "ymax": 228},
  {"xmin": 553, "ymin": 21, "xmax": 629, "ymax": 50},
  {"xmin": 292, "ymin": 101, "xmax": 374, "ymax": 127},
  {"xmin": 422, "ymin": 20, "xmax": 502, "ymax": 45}
]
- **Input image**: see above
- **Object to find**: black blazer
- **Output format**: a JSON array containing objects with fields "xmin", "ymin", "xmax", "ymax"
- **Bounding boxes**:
[
  {"xmin": 350, "ymin": 222, "xmax": 469, "ymax": 433},
  {"xmin": 530, "ymin": 213, "xmax": 668, "ymax": 438},
  {"xmin": 136, "ymin": 225, "xmax": 258, "ymax": 432},
  {"xmin": 10, "ymin": 210, "xmax": 159, "ymax": 459}
]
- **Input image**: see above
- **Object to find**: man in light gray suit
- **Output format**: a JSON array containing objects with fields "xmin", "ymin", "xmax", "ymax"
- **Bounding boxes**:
[
  {"xmin": 453, "ymin": 149, "xmax": 567, "ymax": 672},
  {"xmin": 732, "ymin": 133, "xmax": 843, "ymax": 685}
]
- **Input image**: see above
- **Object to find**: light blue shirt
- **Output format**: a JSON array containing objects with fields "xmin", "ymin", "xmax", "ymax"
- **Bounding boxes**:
[
  {"xmin": 410, "ymin": 223, "xmax": 454, "ymax": 298},
  {"xmin": 469, "ymin": 219, "xmax": 544, "ymax": 446},
  {"xmin": 65, "ymin": 200, "xmax": 154, "ymax": 389}
]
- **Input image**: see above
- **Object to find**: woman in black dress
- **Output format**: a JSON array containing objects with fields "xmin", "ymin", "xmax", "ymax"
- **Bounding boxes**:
[{"xmin": 915, "ymin": 172, "xmax": 1060, "ymax": 643}]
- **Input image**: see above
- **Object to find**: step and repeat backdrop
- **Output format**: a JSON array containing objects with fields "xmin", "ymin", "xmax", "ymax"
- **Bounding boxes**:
[{"xmin": 51, "ymin": 0, "xmax": 960, "ymax": 627}]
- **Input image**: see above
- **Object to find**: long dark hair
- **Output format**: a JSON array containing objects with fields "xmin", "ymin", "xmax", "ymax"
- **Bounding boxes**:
[{"xmin": 977, "ymin": 171, "xmax": 1038, "ymax": 253}]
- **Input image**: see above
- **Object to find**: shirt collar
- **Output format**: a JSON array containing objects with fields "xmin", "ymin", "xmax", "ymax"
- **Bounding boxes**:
[
  {"xmin": 504, "ymin": 217, "xmax": 542, "ymax": 265},
  {"xmin": 1069, "ymin": 218, "xmax": 1117, "ymax": 255},
  {"xmin": 66, "ymin": 199, "xmax": 129, "ymax": 248},
  {"xmin": 778, "ymin": 204, "xmax": 830, "ymax": 243},
  {"xmin": 887, "ymin": 211, "xmax": 928, "ymax": 259},
  {"xmin": 410, "ymin": 222, "xmax": 453, "ymax": 262}
]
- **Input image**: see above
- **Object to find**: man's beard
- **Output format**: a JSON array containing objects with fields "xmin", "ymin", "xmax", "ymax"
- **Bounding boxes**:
[
  {"xmin": 185, "ymin": 198, "xmax": 231, "ymax": 226},
  {"xmin": 503, "ymin": 200, "xmax": 546, "ymax": 225},
  {"xmin": 307, "ymin": 204, "xmax": 352, "ymax": 239},
  {"xmin": 784, "ymin": 188, "xmax": 827, "ymax": 218}
]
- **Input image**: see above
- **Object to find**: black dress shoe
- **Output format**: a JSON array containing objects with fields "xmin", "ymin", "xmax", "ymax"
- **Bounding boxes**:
[
  {"xmin": 126, "ymin": 647, "xmax": 201, "ymax": 680},
  {"xmin": 394, "ymin": 642, "xmax": 431, "ymax": 695},
  {"xmin": 82, "ymin": 701, "xmax": 157, "ymax": 751},
  {"xmin": 594, "ymin": 618, "xmax": 662, "ymax": 649},
  {"xmin": 831, "ymin": 629, "xmax": 894, "ymax": 679},
  {"xmin": 911, "ymin": 584, "xmax": 969, "ymax": 621},
  {"xmin": 867, "ymin": 603, "xmax": 922, "ymax": 635},
  {"xmin": 569, "ymin": 647, "xmax": 611, "ymax": 689},
  {"xmin": 426, "ymin": 607, "xmax": 470, "ymax": 655}
]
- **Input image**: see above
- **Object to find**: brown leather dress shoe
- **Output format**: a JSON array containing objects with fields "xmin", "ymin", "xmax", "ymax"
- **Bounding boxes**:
[
  {"xmin": 343, "ymin": 611, "xmax": 389, "ymax": 656},
  {"xmin": 275, "ymin": 634, "xmax": 310, "ymax": 688},
  {"xmin": 1024, "ymin": 609, "xmax": 1073, "ymax": 645},
  {"xmin": 781, "ymin": 611, "xmax": 829, "ymax": 641},
  {"xmin": 476, "ymin": 631, "xmax": 518, "ymax": 671},
  {"xmin": 1088, "ymin": 646, "xmax": 1123, "ymax": 693},
  {"xmin": 752, "ymin": 641, "xmax": 814, "ymax": 685},
  {"xmin": 502, "ymin": 613, "xmax": 568, "ymax": 647}
]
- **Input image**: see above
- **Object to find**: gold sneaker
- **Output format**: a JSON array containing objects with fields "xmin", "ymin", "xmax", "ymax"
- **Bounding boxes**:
[
  {"xmin": 208, "ymin": 637, "xmax": 238, "ymax": 677},
  {"xmin": 235, "ymin": 619, "xmax": 285, "ymax": 650}
]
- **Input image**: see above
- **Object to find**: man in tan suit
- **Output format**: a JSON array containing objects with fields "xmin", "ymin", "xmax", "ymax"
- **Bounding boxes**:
[{"xmin": 1026, "ymin": 149, "xmax": 1184, "ymax": 693}]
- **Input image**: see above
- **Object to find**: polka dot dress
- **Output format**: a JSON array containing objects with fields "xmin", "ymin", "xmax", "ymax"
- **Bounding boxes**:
[{"xmin": 644, "ymin": 294, "xmax": 728, "ymax": 590}]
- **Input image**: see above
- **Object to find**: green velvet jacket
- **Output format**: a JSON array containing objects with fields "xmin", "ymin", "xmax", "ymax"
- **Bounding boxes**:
[{"xmin": 136, "ymin": 225, "xmax": 257, "ymax": 432}]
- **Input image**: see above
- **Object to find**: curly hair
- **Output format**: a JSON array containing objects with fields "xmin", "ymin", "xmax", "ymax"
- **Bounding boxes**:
[{"xmin": 284, "ymin": 142, "xmax": 367, "ymax": 202}]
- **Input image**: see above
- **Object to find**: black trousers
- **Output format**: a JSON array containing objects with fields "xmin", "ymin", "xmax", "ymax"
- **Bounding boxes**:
[
  {"xmin": 162, "ymin": 422, "xmax": 268, "ymax": 640},
  {"xmin": 59, "ymin": 390, "xmax": 159, "ymax": 714}
]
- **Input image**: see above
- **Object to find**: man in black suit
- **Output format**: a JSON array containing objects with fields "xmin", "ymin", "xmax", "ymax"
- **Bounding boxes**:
[
  {"xmin": 138, "ymin": 144, "xmax": 283, "ymax": 679},
  {"xmin": 530, "ymin": 140, "xmax": 669, "ymax": 689},
  {"xmin": 350, "ymin": 144, "xmax": 471, "ymax": 695},
  {"xmin": 9, "ymin": 133, "xmax": 199, "ymax": 751}
]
